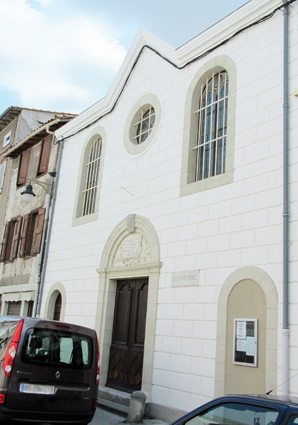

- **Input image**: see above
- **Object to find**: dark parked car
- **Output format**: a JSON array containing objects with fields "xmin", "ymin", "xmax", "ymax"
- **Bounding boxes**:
[
  {"xmin": 0, "ymin": 316, "xmax": 100, "ymax": 424},
  {"xmin": 170, "ymin": 395, "xmax": 298, "ymax": 425}
]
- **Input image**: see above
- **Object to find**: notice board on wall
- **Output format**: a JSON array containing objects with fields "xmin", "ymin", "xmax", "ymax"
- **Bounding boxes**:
[{"xmin": 233, "ymin": 319, "xmax": 258, "ymax": 367}]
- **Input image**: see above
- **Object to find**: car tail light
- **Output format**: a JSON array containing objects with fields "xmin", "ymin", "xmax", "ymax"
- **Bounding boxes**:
[
  {"xmin": 0, "ymin": 394, "xmax": 5, "ymax": 404},
  {"xmin": 95, "ymin": 334, "xmax": 100, "ymax": 385},
  {"xmin": 93, "ymin": 398, "xmax": 98, "ymax": 409},
  {"xmin": 3, "ymin": 319, "xmax": 24, "ymax": 377}
]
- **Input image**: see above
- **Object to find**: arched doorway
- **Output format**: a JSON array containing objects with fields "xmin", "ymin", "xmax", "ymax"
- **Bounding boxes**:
[
  {"xmin": 95, "ymin": 214, "xmax": 161, "ymax": 398},
  {"xmin": 44, "ymin": 284, "xmax": 66, "ymax": 321}
]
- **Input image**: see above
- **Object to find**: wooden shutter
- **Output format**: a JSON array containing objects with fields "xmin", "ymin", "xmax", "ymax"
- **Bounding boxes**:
[
  {"xmin": 32, "ymin": 208, "xmax": 46, "ymax": 254},
  {"xmin": 19, "ymin": 214, "xmax": 30, "ymax": 258},
  {"xmin": 0, "ymin": 222, "xmax": 10, "ymax": 262},
  {"xmin": 38, "ymin": 135, "xmax": 52, "ymax": 175},
  {"xmin": 11, "ymin": 216, "xmax": 22, "ymax": 259},
  {"xmin": 17, "ymin": 150, "xmax": 30, "ymax": 186},
  {"xmin": 0, "ymin": 161, "xmax": 7, "ymax": 192}
]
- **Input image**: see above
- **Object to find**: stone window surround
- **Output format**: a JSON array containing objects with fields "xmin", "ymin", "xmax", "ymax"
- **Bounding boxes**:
[
  {"xmin": 180, "ymin": 55, "xmax": 237, "ymax": 197},
  {"xmin": 72, "ymin": 126, "xmax": 106, "ymax": 227},
  {"xmin": 44, "ymin": 282, "xmax": 66, "ymax": 321},
  {"xmin": 124, "ymin": 93, "xmax": 162, "ymax": 156}
]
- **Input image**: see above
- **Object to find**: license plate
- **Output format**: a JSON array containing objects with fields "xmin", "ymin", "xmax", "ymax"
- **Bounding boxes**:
[{"xmin": 20, "ymin": 383, "xmax": 55, "ymax": 395}]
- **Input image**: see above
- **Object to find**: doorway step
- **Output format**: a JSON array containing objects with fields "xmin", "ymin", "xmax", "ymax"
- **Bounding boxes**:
[{"xmin": 97, "ymin": 386, "xmax": 130, "ymax": 416}]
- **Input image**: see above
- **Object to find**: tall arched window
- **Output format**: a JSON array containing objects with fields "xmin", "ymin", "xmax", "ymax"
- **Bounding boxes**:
[
  {"xmin": 195, "ymin": 71, "xmax": 229, "ymax": 181},
  {"xmin": 82, "ymin": 135, "xmax": 102, "ymax": 216},
  {"xmin": 180, "ymin": 56, "xmax": 236, "ymax": 197}
]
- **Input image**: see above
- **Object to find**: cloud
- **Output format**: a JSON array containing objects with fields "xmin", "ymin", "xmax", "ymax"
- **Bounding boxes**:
[{"xmin": 0, "ymin": 0, "xmax": 127, "ymax": 112}]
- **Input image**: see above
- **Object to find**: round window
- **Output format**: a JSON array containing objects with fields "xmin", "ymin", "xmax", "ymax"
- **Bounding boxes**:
[
  {"xmin": 124, "ymin": 93, "xmax": 161, "ymax": 156},
  {"xmin": 134, "ymin": 106, "xmax": 155, "ymax": 144},
  {"xmin": 124, "ymin": 93, "xmax": 161, "ymax": 155}
]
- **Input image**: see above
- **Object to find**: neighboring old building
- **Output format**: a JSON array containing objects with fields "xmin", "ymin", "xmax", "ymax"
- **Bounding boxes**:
[
  {"xmin": 0, "ymin": 107, "xmax": 76, "ymax": 317},
  {"xmin": 39, "ymin": 0, "xmax": 298, "ymax": 421}
]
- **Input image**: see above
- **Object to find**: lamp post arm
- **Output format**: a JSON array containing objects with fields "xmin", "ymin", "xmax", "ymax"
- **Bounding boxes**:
[{"xmin": 26, "ymin": 179, "xmax": 53, "ymax": 194}]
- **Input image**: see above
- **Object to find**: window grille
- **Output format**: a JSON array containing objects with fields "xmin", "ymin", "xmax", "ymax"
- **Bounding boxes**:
[
  {"xmin": 82, "ymin": 136, "xmax": 102, "ymax": 216},
  {"xmin": 133, "ymin": 106, "xmax": 155, "ymax": 144},
  {"xmin": 194, "ymin": 71, "xmax": 229, "ymax": 181}
]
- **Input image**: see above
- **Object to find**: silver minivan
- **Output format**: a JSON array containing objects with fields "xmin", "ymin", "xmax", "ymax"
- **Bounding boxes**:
[{"xmin": 0, "ymin": 316, "xmax": 100, "ymax": 424}]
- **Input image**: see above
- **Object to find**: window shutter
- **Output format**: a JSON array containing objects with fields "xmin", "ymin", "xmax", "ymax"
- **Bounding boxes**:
[
  {"xmin": 19, "ymin": 214, "xmax": 30, "ymax": 258},
  {"xmin": 11, "ymin": 216, "xmax": 22, "ymax": 259},
  {"xmin": 38, "ymin": 135, "xmax": 52, "ymax": 175},
  {"xmin": 17, "ymin": 150, "xmax": 30, "ymax": 186},
  {"xmin": 32, "ymin": 208, "xmax": 46, "ymax": 254},
  {"xmin": 0, "ymin": 222, "xmax": 10, "ymax": 262},
  {"xmin": 0, "ymin": 161, "xmax": 7, "ymax": 192}
]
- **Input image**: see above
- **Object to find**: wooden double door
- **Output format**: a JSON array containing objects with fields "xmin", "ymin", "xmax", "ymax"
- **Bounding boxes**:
[{"xmin": 107, "ymin": 278, "xmax": 148, "ymax": 393}]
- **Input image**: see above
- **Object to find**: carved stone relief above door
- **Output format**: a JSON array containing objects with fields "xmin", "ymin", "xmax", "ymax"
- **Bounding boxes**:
[{"xmin": 113, "ymin": 233, "xmax": 151, "ymax": 267}]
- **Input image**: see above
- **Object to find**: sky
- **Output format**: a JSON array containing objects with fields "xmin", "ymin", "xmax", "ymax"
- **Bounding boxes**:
[{"xmin": 0, "ymin": 0, "xmax": 250, "ymax": 115}]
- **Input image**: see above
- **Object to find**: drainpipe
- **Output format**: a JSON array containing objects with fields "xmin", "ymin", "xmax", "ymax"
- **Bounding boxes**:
[
  {"xmin": 35, "ymin": 139, "xmax": 65, "ymax": 317},
  {"xmin": 33, "ymin": 172, "xmax": 55, "ymax": 318},
  {"xmin": 282, "ymin": 0, "xmax": 290, "ymax": 397}
]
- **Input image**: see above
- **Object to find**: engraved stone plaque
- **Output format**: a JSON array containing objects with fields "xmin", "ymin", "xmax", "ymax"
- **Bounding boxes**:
[
  {"xmin": 172, "ymin": 270, "xmax": 199, "ymax": 287},
  {"xmin": 121, "ymin": 235, "xmax": 142, "ymax": 258},
  {"xmin": 114, "ymin": 233, "xmax": 151, "ymax": 266}
]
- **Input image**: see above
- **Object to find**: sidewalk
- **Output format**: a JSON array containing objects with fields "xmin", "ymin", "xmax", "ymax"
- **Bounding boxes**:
[{"xmin": 91, "ymin": 406, "xmax": 169, "ymax": 425}]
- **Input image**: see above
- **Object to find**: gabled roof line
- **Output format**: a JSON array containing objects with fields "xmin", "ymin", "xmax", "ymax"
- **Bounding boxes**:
[{"xmin": 55, "ymin": 0, "xmax": 292, "ymax": 143}]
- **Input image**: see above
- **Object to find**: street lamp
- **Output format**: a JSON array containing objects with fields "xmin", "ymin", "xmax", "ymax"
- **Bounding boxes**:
[
  {"xmin": 21, "ymin": 183, "xmax": 36, "ymax": 202},
  {"xmin": 21, "ymin": 171, "xmax": 56, "ymax": 202}
]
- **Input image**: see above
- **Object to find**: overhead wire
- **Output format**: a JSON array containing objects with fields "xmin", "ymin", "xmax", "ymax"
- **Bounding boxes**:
[{"xmin": 55, "ymin": 0, "xmax": 296, "ymax": 144}]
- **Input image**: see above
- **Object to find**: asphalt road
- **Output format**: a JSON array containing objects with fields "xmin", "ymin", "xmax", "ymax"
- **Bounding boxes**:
[{"xmin": 7, "ymin": 406, "xmax": 168, "ymax": 425}]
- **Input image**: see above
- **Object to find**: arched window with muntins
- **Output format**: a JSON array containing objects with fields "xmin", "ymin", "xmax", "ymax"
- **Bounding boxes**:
[
  {"xmin": 82, "ymin": 136, "xmax": 102, "ymax": 216},
  {"xmin": 195, "ymin": 71, "xmax": 229, "ymax": 181},
  {"xmin": 53, "ymin": 292, "xmax": 62, "ymax": 321}
]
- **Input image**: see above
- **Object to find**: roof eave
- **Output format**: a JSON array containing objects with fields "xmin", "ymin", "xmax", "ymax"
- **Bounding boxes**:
[
  {"xmin": 1, "ymin": 116, "xmax": 75, "ymax": 158},
  {"xmin": 55, "ymin": 0, "xmax": 285, "ymax": 141}
]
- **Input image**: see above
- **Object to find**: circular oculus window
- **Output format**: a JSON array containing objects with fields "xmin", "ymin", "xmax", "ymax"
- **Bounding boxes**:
[
  {"xmin": 134, "ymin": 105, "xmax": 155, "ymax": 144},
  {"xmin": 124, "ymin": 93, "xmax": 161, "ymax": 155}
]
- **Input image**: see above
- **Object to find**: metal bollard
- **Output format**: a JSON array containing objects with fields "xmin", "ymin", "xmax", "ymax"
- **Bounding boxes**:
[{"xmin": 127, "ymin": 391, "xmax": 146, "ymax": 423}]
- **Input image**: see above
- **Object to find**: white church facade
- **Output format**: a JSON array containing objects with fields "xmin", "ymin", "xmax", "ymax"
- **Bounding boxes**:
[{"xmin": 40, "ymin": 0, "xmax": 298, "ymax": 419}]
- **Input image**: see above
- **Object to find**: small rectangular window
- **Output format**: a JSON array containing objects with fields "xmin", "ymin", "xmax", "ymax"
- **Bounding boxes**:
[
  {"xmin": 7, "ymin": 301, "xmax": 22, "ymax": 316},
  {"xmin": 3, "ymin": 131, "xmax": 11, "ymax": 148}
]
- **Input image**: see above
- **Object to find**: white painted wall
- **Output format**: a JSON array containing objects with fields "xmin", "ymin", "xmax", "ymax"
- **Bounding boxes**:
[{"xmin": 43, "ymin": 0, "xmax": 298, "ymax": 413}]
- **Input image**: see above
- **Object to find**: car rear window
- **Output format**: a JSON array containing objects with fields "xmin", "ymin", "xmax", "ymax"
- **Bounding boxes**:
[
  {"xmin": 185, "ymin": 402, "xmax": 279, "ymax": 425},
  {"xmin": 21, "ymin": 328, "xmax": 94, "ymax": 370},
  {"xmin": 0, "ymin": 320, "xmax": 20, "ymax": 363}
]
